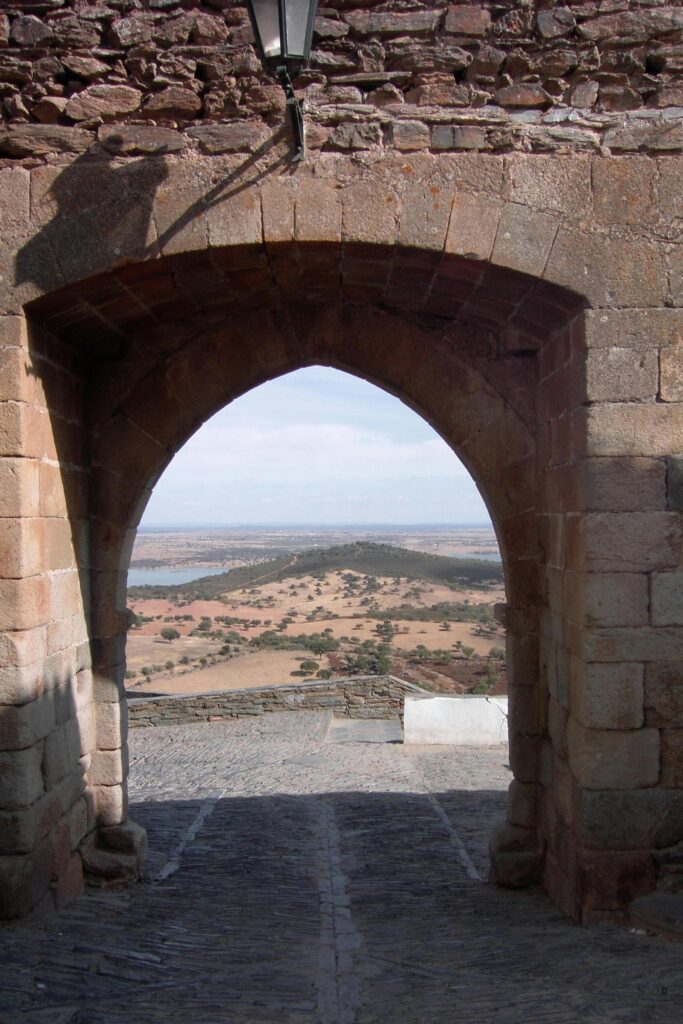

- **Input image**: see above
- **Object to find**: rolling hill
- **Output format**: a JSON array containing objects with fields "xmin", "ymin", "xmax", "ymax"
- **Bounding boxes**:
[{"xmin": 127, "ymin": 541, "xmax": 503, "ymax": 600}]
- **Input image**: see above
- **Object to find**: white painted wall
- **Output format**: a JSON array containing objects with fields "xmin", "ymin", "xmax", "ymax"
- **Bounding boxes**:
[{"xmin": 403, "ymin": 695, "xmax": 509, "ymax": 745}]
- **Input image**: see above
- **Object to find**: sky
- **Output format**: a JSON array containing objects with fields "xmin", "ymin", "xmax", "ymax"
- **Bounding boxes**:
[{"xmin": 141, "ymin": 367, "xmax": 492, "ymax": 527}]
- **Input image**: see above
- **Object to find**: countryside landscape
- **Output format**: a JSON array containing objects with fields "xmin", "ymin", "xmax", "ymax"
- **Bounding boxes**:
[{"xmin": 125, "ymin": 527, "xmax": 506, "ymax": 698}]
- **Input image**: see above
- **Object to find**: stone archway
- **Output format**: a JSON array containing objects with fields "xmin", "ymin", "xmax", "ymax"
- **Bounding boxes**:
[{"xmin": 1, "ymin": 161, "xmax": 680, "ymax": 926}]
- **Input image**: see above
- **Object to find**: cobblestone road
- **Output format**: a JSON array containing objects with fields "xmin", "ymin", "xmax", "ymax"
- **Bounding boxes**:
[{"xmin": 3, "ymin": 713, "xmax": 682, "ymax": 1024}]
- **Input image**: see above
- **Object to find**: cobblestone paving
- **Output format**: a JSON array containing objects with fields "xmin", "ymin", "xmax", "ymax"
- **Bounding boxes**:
[{"xmin": 3, "ymin": 712, "xmax": 682, "ymax": 1024}]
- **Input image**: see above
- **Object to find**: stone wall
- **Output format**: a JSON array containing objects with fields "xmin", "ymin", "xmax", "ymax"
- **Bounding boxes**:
[
  {"xmin": 126, "ymin": 676, "xmax": 424, "ymax": 728},
  {"xmin": 0, "ymin": 0, "xmax": 681, "ymax": 927},
  {"xmin": 0, "ymin": 1, "xmax": 681, "ymax": 163}
]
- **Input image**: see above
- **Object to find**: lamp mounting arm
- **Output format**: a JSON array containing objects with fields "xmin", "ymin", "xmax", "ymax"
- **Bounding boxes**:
[{"xmin": 277, "ymin": 65, "xmax": 305, "ymax": 162}]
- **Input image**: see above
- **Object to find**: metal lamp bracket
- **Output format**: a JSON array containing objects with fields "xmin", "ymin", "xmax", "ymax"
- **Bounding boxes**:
[{"xmin": 277, "ymin": 66, "xmax": 305, "ymax": 162}]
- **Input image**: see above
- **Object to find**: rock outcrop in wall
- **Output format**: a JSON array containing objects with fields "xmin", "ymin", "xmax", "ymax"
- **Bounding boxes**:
[{"xmin": 0, "ymin": 0, "xmax": 681, "ymax": 161}]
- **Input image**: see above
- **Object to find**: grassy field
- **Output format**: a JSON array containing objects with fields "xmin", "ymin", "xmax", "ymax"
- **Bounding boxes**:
[{"xmin": 126, "ymin": 547, "xmax": 506, "ymax": 698}]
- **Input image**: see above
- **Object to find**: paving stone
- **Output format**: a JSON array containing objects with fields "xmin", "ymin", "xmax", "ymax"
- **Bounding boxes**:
[{"xmin": 2, "ymin": 713, "xmax": 683, "ymax": 1022}]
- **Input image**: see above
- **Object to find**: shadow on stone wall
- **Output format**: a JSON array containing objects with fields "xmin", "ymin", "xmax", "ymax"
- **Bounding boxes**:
[{"xmin": 16, "ymin": 129, "xmax": 292, "ymax": 295}]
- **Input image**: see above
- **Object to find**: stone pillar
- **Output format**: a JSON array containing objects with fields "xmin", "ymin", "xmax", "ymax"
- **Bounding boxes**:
[
  {"xmin": 536, "ymin": 308, "xmax": 683, "ymax": 921},
  {"xmin": 0, "ymin": 315, "xmax": 91, "ymax": 917}
]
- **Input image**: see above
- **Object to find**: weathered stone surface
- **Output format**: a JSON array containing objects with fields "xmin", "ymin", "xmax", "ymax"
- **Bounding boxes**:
[
  {"xmin": 578, "ymin": 10, "xmax": 683, "ymax": 44},
  {"xmin": 109, "ymin": 14, "xmax": 155, "ymax": 48},
  {"xmin": 652, "ymin": 573, "xmax": 683, "ymax": 627},
  {"xmin": 10, "ymin": 15, "xmax": 54, "ymax": 47},
  {"xmin": 584, "ymin": 348, "xmax": 658, "ymax": 402},
  {"xmin": 645, "ymin": 662, "xmax": 683, "ymax": 727},
  {"xmin": 494, "ymin": 84, "xmax": 553, "ymax": 109},
  {"xmin": 391, "ymin": 120, "xmax": 430, "ymax": 151},
  {"xmin": 537, "ymin": 8, "xmax": 575, "ymax": 40},
  {"xmin": 660, "ymin": 730, "xmax": 683, "ymax": 787},
  {"xmin": 79, "ymin": 817, "xmax": 146, "ymax": 882},
  {"xmin": 98, "ymin": 126, "xmax": 184, "ymax": 156},
  {"xmin": 344, "ymin": 10, "xmax": 441, "ymax": 35},
  {"xmin": 577, "ymin": 788, "xmax": 683, "ymax": 850},
  {"xmin": 143, "ymin": 87, "xmax": 202, "ymax": 118},
  {"xmin": 66, "ymin": 85, "xmax": 143, "ymax": 123},
  {"xmin": 575, "ymin": 663, "xmax": 644, "ymax": 731},
  {"xmin": 185, "ymin": 122, "xmax": 264, "ymax": 153},
  {"xmin": 567, "ymin": 718, "xmax": 660, "ymax": 790},
  {"xmin": 0, "ymin": 124, "xmax": 91, "ymax": 157},
  {"xmin": 0, "ymin": 743, "xmax": 44, "ymax": 810},
  {"xmin": 581, "ymin": 849, "xmax": 654, "ymax": 915},
  {"xmin": 581, "ymin": 573, "xmax": 649, "ymax": 628},
  {"xmin": 445, "ymin": 6, "xmax": 491, "ymax": 36}
]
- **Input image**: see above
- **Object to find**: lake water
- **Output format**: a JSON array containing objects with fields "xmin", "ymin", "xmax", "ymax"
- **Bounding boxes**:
[{"xmin": 127, "ymin": 566, "xmax": 229, "ymax": 587}]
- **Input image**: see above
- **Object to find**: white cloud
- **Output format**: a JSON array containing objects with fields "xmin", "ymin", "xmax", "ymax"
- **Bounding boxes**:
[{"xmin": 142, "ymin": 368, "xmax": 491, "ymax": 526}]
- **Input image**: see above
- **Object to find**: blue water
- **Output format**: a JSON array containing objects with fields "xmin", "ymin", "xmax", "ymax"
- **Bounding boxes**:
[{"xmin": 127, "ymin": 566, "xmax": 229, "ymax": 587}]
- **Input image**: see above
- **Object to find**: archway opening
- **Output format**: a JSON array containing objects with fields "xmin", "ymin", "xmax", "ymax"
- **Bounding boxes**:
[
  {"xmin": 123, "ymin": 365, "xmax": 507, "ymax": 710},
  {"xmin": 18, "ymin": 236, "xmax": 589, "ymax": 926}
]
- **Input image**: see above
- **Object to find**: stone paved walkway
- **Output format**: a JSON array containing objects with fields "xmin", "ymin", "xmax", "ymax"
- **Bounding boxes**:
[{"xmin": 3, "ymin": 712, "xmax": 682, "ymax": 1024}]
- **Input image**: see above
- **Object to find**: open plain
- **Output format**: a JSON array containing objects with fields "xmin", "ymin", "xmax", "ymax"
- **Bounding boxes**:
[{"xmin": 2, "ymin": 712, "xmax": 681, "ymax": 1024}]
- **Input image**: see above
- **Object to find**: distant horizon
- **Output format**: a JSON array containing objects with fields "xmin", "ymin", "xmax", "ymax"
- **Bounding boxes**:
[{"xmin": 138, "ymin": 522, "xmax": 495, "ymax": 533}]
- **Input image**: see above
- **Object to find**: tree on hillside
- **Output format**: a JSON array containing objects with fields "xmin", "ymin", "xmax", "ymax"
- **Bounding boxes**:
[{"xmin": 160, "ymin": 627, "xmax": 180, "ymax": 643}]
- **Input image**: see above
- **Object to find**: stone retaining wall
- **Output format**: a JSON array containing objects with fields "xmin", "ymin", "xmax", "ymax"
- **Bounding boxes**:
[
  {"xmin": 126, "ymin": 676, "xmax": 426, "ymax": 728},
  {"xmin": 0, "ymin": 1, "xmax": 681, "ymax": 162}
]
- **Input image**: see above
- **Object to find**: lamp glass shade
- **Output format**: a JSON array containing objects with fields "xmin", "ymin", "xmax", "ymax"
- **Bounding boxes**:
[
  {"xmin": 250, "ymin": 0, "xmax": 282, "ymax": 58},
  {"xmin": 283, "ymin": 0, "xmax": 314, "ymax": 59},
  {"xmin": 249, "ymin": 0, "xmax": 318, "ymax": 64}
]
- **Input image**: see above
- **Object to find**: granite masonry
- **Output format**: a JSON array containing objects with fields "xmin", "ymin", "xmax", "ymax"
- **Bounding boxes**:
[{"xmin": 0, "ymin": 0, "xmax": 681, "ymax": 925}]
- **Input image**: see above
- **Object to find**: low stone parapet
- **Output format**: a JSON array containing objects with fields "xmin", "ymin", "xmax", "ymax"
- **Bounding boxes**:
[{"xmin": 126, "ymin": 676, "xmax": 427, "ymax": 728}]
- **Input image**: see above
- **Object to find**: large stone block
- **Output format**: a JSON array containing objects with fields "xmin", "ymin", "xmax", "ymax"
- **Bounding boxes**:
[
  {"xmin": 0, "ymin": 661, "xmax": 46, "ymax": 709},
  {"xmin": 582, "ymin": 403, "xmax": 683, "ymax": 458},
  {"xmin": 660, "ymin": 348, "xmax": 683, "ymax": 403},
  {"xmin": 592, "ymin": 157, "xmax": 656, "ymax": 226},
  {"xmin": 580, "ymin": 457, "xmax": 666, "ymax": 512},
  {"xmin": 580, "ymin": 849, "xmax": 655, "ymax": 917},
  {"xmin": 544, "ymin": 230, "xmax": 666, "ymax": 308},
  {"xmin": 448, "ymin": 190, "xmax": 501, "ymax": 260},
  {"xmin": 651, "ymin": 573, "xmax": 683, "ymax": 626},
  {"xmin": 506, "ymin": 155, "xmax": 591, "ymax": 217},
  {"xmin": 586, "ymin": 626, "xmax": 683, "ymax": 663},
  {"xmin": 660, "ymin": 730, "xmax": 683, "ymax": 787},
  {"xmin": 96, "ymin": 700, "xmax": 128, "ymax": 751},
  {"xmin": 573, "ymin": 662, "xmax": 644, "ymax": 730},
  {"xmin": 0, "ymin": 832, "xmax": 55, "ymax": 919},
  {"xmin": 398, "ymin": 182, "xmax": 452, "ymax": 251},
  {"xmin": 0, "ymin": 457, "xmax": 40, "ymax": 518},
  {"xmin": 43, "ymin": 718, "xmax": 81, "ymax": 789},
  {"xmin": 0, "ymin": 626, "xmax": 46, "ymax": 673},
  {"xmin": 342, "ymin": 181, "xmax": 399, "ymax": 245},
  {"xmin": 0, "ymin": 517, "xmax": 47, "ymax": 579},
  {"xmin": 584, "ymin": 348, "xmax": 658, "ymax": 403},
  {"xmin": 0, "ymin": 791, "xmax": 61, "ymax": 854},
  {"xmin": 294, "ymin": 179, "xmax": 342, "ymax": 243},
  {"xmin": 645, "ymin": 662, "xmax": 683, "ymax": 727},
  {"xmin": 491, "ymin": 203, "xmax": 558, "ymax": 278},
  {"xmin": 261, "ymin": 181, "xmax": 294, "ymax": 242},
  {"xmin": 0, "ymin": 742, "xmax": 44, "ymax": 809},
  {"xmin": 93, "ymin": 781, "xmax": 127, "ymax": 826},
  {"xmin": 577, "ymin": 572, "xmax": 649, "ymax": 628},
  {"xmin": 567, "ymin": 718, "xmax": 660, "ymax": 789},
  {"xmin": 572, "ymin": 512, "xmax": 680, "ymax": 572},
  {"xmin": 0, "ymin": 693, "xmax": 55, "ymax": 750},
  {"xmin": 206, "ymin": 189, "xmax": 261, "ymax": 248},
  {"xmin": 576, "ymin": 788, "xmax": 683, "ymax": 850},
  {"xmin": 89, "ymin": 744, "xmax": 129, "ymax": 787},
  {"xmin": 506, "ymin": 779, "xmax": 540, "ymax": 829},
  {"xmin": 584, "ymin": 308, "xmax": 681, "ymax": 350}
]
